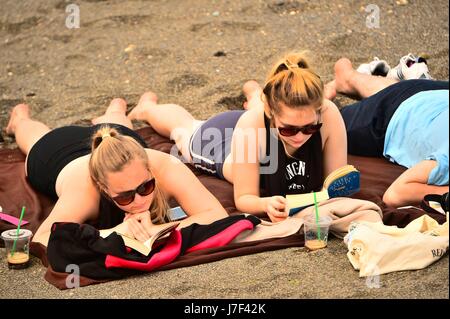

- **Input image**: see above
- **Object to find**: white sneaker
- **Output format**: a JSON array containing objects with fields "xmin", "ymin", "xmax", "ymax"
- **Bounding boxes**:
[
  {"xmin": 387, "ymin": 53, "xmax": 433, "ymax": 80},
  {"xmin": 356, "ymin": 57, "xmax": 391, "ymax": 77}
]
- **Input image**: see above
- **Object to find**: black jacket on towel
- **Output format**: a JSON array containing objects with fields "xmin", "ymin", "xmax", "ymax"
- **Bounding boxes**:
[{"xmin": 47, "ymin": 215, "xmax": 261, "ymax": 280}]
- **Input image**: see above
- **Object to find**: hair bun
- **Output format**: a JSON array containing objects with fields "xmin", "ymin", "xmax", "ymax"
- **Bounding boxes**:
[
  {"xmin": 263, "ymin": 51, "xmax": 323, "ymax": 115},
  {"xmin": 92, "ymin": 136, "xmax": 103, "ymax": 150},
  {"xmin": 282, "ymin": 57, "xmax": 309, "ymax": 72},
  {"xmin": 91, "ymin": 125, "xmax": 119, "ymax": 150},
  {"xmin": 297, "ymin": 60, "xmax": 308, "ymax": 69}
]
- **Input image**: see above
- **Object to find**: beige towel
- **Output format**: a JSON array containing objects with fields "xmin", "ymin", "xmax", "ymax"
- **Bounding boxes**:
[
  {"xmin": 344, "ymin": 214, "xmax": 449, "ymax": 277},
  {"xmin": 293, "ymin": 198, "xmax": 383, "ymax": 239},
  {"xmin": 233, "ymin": 198, "xmax": 383, "ymax": 243}
]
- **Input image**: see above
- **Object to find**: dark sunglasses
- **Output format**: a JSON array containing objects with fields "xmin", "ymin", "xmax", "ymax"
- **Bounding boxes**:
[
  {"xmin": 110, "ymin": 178, "xmax": 156, "ymax": 206},
  {"xmin": 277, "ymin": 123, "xmax": 323, "ymax": 137}
]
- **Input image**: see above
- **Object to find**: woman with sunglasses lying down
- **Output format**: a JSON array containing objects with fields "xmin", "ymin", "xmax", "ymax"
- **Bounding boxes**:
[
  {"xmin": 127, "ymin": 52, "xmax": 347, "ymax": 223},
  {"xmin": 5, "ymin": 100, "xmax": 228, "ymax": 247}
]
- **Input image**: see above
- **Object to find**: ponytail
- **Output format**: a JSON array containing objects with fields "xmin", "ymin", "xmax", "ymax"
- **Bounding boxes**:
[{"xmin": 263, "ymin": 51, "xmax": 324, "ymax": 116}]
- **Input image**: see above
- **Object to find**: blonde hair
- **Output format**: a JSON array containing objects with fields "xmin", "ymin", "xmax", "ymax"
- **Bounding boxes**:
[
  {"xmin": 262, "ymin": 51, "xmax": 324, "ymax": 116},
  {"xmin": 89, "ymin": 125, "xmax": 169, "ymax": 224}
]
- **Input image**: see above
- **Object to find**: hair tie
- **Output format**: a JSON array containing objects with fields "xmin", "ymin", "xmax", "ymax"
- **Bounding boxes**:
[
  {"xmin": 102, "ymin": 133, "xmax": 111, "ymax": 140},
  {"xmin": 285, "ymin": 61, "xmax": 299, "ymax": 69}
]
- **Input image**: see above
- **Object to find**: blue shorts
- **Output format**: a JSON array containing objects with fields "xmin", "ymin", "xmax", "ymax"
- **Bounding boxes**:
[
  {"xmin": 189, "ymin": 110, "xmax": 245, "ymax": 179},
  {"xmin": 340, "ymin": 79, "xmax": 449, "ymax": 157}
]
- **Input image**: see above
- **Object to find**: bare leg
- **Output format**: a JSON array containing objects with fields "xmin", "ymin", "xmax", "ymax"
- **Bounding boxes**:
[
  {"xmin": 243, "ymin": 80, "xmax": 264, "ymax": 110},
  {"xmin": 128, "ymin": 92, "xmax": 201, "ymax": 162},
  {"xmin": 5, "ymin": 104, "xmax": 50, "ymax": 155},
  {"xmin": 91, "ymin": 98, "xmax": 133, "ymax": 129},
  {"xmin": 327, "ymin": 58, "xmax": 399, "ymax": 99}
]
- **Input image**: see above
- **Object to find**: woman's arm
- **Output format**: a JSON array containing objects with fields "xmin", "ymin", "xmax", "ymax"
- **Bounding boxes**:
[
  {"xmin": 230, "ymin": 109, "xmax": 288, "ymax": 222},
  {"xmin": 231, "ymin": 110, "xmax": 263, "ymax": 213},
  {"xmin": 383, "ymin": 160, "xmax": 449, "ymax": 207},
  {"xmin": 321, "ymin": 100, "xmax": 348, "ymax": 176},
  {"xmin": 150, "ymin": 150, "xmax": 229, "ymax": 227},
  {"xmin": 34, "ymin": 181, "xmax": 167, "ymax": 245},
  {"xmin": 32, "ymin": 188, "xmax": 99, "ymax": 246}
]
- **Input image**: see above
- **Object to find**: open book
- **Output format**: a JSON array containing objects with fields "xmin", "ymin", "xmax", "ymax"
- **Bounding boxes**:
[
  {"xmin": 286, "ymin": 165, "xmax": 360, "ymax": 216},
  {"xmin": 100, "ymin": 222, "xmax": 179, "ymax": 256}
]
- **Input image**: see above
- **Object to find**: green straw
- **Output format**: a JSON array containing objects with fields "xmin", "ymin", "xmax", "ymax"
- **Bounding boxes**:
[
  {"xmin": 10, "ymin": 206, "xmax": 26, "ymax": 256},
  {"xmin": 313, "ymin": 192, "xmax": 321, "ymax": 241}
]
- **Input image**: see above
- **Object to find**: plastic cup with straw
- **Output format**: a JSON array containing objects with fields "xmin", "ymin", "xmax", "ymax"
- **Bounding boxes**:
[
  {"xmin": 313, "ymin": 192, "xmax": 321, "ymax": 240},
  {"xmin": 10, "ymin": 206, "xmax": 26, "ymax": 257},
  {"xmin": 304, "ymin": 192, "xmax": 331, "ymax": 250}
]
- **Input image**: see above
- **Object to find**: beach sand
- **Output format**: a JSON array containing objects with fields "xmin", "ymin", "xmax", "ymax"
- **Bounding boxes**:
[{"xmin": 0, "ymin": 0, "xmax": 448, "ymax": 298}]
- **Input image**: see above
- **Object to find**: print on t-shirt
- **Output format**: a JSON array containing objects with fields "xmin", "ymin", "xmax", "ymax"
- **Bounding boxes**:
[{"xmin": 285, "ymin": 160, "xmax": 307, "ymax": 191}]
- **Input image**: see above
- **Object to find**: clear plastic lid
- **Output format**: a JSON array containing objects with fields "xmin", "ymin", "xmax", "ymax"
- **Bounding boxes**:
[
  {"xmin": 1, "ymin": 229, "xmax": 33, "ymax": 240},
  {"xmin": 302, "ymin": 214, "xmax": 332, "ymax": 226}
]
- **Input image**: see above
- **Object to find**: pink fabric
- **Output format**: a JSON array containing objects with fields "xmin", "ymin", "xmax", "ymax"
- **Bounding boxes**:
[
  {"xmin": 186, "ymin": 219, "xmax": 255, "ymax": 253},
  {"xmin": 105, "ymin": 230, "xmax": 182, "ymax": 271},
  {"xmin": 0, "ymin": 212, "xmax": 29, "ymax": 226}
]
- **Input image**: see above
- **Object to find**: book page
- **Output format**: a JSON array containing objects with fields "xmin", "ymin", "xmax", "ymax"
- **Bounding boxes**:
[
  {"xmin": 286, "ymin": 190, "xmax": 329, "ymax": 210},
  {"xmin": 102, "ymin": 222, "xmax": 180, "ymax": 256},
  {"xmin": 143, "ymin": 222, "xmax": 180, "ymax": 250}
]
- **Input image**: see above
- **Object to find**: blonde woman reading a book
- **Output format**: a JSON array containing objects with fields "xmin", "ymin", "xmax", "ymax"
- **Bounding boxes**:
[
  {"xmin": 127, "ymin": 52, "xmax": 347, "ymax": 223},
  {"xmin": 5, "ymin": 100, "xmax": 228, "ymax": 247}
]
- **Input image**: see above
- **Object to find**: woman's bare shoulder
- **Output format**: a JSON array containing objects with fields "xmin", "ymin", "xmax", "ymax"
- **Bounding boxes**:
[
  {"xmin": 145, "ymin": 148, "xmax": 185, "ymax": 173},
  {"xmin": 145, "ymin": 148, "xmax": 179, "ymax": 162},
  {"xmin": 321, "ymin": 99, "xmax": 341, "ymax": 118},
  {"xmin": 52, "ymin": 157, "xmax": 100, "ymax": 222},
  {"xmin": 320, "ymin": 99, "xmax": 346, "ymax": 147},
  {"xmin": 56, "ymin": 155, "xmax": 96, "ymax": 196},
  {"xmin": 235, "ymin": 107, "xmax": 265, "ymax": 129},
  {"xmin": 321, "ymin": 99, "xmax": 343, "ymax": 130}
]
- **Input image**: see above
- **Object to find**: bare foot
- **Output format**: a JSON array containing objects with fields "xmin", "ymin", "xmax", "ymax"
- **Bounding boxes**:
[
  {"xmin": 5, "ymin": 104, "xmax": 30, "ymax": 136},
  {"xmin": 127, "ymin": 92, "xmax": 158, "ymax": 121},
  {"xmin": 91, "ymin": 98, "xmax": 128, "ymax": 125},
  {"xmin": 105, "ymin": 98, "xmax": 127, "ymax": 114},
  {"xmin": 333, "ymin": 58, "xmax": 358, "ymax": 96},
  {"xmin": 324, "ymin": 80, "xmax": 337, "ymax": 101},
  {"xmin": 242, "ymin": 80, "xmax": 263, "ymax": 110}
]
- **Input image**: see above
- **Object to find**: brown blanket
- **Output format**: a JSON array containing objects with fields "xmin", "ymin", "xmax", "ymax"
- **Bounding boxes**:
[{"xmin": 0, "ymin": 126, "xmax": 445, "ymax": 289}]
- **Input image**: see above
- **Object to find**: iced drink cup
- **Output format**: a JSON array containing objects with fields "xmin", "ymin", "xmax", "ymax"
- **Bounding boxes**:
[
  {"xmin": 303, "ymin": 214, "xmax": 332, "ymax": 251},
  {"xmin": 1, "ymin": 229, "xmax": 32, "ymax": 269}
]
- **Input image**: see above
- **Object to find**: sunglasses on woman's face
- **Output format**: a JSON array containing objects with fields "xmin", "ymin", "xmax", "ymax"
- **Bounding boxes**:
[
  {"xmin": 277, "ymin": 122, "xmax": 323, "ymax": 137},
  {"xmin": 110, "ymin": 178, "xmax": 156, "ymax": 206}
]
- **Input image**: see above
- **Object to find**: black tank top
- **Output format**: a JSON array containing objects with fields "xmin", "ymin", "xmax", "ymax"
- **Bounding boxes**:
[{"xmin": 259, "ymin": 113, "xmax": 324, "ymax": 197}]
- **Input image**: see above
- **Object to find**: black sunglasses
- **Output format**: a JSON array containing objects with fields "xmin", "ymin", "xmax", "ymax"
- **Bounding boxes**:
[
  {"xmin": 110, "ymin": 178, "xmax": 156, "ymax": 206},
  {"xmin": 277, "ymin": 123, "xmax": 323, "ymax": 137}
]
